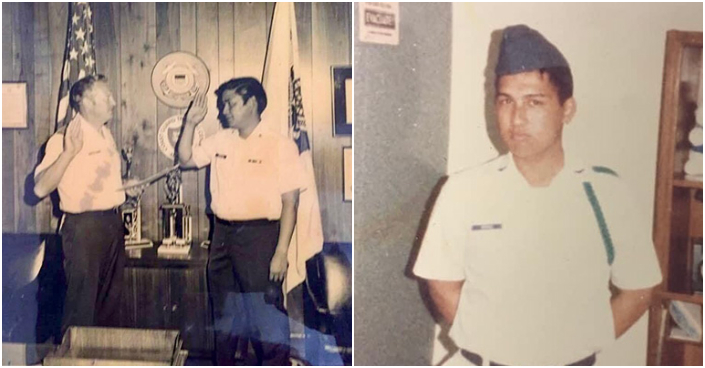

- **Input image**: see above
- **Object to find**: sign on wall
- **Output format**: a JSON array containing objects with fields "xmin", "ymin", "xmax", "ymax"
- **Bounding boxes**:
[
  {"xmin": 359, "ymin": 2, "xmax": 399, "ymax": 46},
  {"xmin": 2, "ymin": 83, "xmax": 27, "ymax": 129}
]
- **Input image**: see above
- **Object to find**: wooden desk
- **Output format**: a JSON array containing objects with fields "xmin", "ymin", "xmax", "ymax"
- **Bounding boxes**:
[{"xmin": 121, "ymin": 246, "xmax": 213, "ymax": 359}]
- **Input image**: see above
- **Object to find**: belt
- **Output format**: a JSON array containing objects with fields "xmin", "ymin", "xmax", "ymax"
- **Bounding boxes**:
[
  {"xmin": 65, "ymin": 207, "xmax": 120, "ymax": 216},
  {"xmin": 461, "ymin": 350, "xmax": 596, "ymax": 366},
  {"xmin": 215, "ymin": 217, "xmax": 277, "ymax": 227}
]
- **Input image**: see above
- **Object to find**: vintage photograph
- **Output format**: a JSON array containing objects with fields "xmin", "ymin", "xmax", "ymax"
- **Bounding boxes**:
[
  {"xmin": 355, "ymin": 2, "xmax": 702, "ymax": 366},
  {"xmin": 2, "ymin": 2, "xmax": 351, "ymax": 365}
]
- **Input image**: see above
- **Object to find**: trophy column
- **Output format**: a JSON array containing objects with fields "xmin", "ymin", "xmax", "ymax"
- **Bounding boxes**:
[
  {"xmin": 158, "ymin": 170, "xmax": 192, "ymax": 256},
  {"xmin": 121, "ymin": 146, "xmax": 153, "ymax": 250}
]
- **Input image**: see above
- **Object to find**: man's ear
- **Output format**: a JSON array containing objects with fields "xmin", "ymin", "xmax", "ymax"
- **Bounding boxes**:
[
  {"xmin": 245, "ymin": 96, "xmax": 258, "ymax": 113},
  {"xmin": 82, "ymin": 90, "xmax": 97, "ymax": 112},
  {"xmin": 562, "ymin": 97, "xmax": 577, "ymax": 125}
]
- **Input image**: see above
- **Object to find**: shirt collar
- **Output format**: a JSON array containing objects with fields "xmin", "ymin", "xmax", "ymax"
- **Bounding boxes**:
[
  {"xmin": 229, "ymin": 120, "xmax": 266, "ymax": 141},
  {"xmin": 248, "ymin": 121, "xmax": 266, "ymax": 138},
  {"xmin": 498, "ymin": 151, "xmax": 588, "ymax": 187},
  {"xmin": 74, "ymin": 113, "xmax": 107, "ymax": 138}
]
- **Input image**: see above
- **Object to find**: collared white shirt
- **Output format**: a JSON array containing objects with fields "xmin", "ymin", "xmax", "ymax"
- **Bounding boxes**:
[
  {"xmin": 413, "ymin": 153, "xmax": 662, "ymax": 365},
  {"xmin": 35, "ymin": 114, "xmax": 125, "ymax": 213},
  {"xmin": 191, "ymin": 122, "xmax": 305, "ymax": 221}
]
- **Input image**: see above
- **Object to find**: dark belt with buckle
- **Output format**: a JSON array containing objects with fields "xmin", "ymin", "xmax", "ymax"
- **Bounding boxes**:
[
  {"xmin": 215, "ymin": 217, "xmax": 277, "ymax": 227},
  {"xmin": 461, "ymin": 350, "xmax": 596, "ymax": 366},
  {"xmin": 65, "ymin": 207, "xmax": 120, "ymax": 216}
]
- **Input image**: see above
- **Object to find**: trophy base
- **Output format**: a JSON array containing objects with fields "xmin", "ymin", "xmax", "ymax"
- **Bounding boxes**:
[
  {"xmin": 125, "ymin": 239, "xmax": 153, "ymax": 250},
  {"xmin": 158, "ymin": 243, "xmax": 191, "ymax": 257}
]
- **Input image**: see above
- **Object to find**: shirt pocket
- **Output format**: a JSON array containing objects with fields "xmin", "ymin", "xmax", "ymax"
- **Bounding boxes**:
[
  {"xmin": 72, "ymin": 149, "xmax": 107, "ymax": 182},
  {"xmin": 466, "ymin": 222, "xmax": 508, "ymax": 278},
  {"xmin": 213, "ymin": 152, "xmax": 231, "ymax": 191}
]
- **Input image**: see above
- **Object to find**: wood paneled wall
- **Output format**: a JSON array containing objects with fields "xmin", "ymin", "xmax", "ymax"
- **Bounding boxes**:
[{"xmin": 2, "ymin": 2, "xmax": 352, "ymax": 243}]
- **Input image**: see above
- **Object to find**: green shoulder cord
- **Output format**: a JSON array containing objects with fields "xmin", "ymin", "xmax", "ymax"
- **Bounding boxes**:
[{"xmin": 582, "ymin": 181, "xmax": 615, "ymax": 266}]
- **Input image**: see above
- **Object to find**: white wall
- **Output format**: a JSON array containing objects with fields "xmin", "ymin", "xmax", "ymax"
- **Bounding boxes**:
[{"xmin": 447, "ymin": 2, "xmax": 702, "ymax": 366}]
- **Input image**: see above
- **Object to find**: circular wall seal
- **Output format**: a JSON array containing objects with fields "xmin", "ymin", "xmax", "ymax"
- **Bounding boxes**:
[
  {"xmin": 158, "ymin": 115, "xmax": 206, "ymax": 160},
  {"xmin": 152, "ymin": 51, "xmax": 210, "ymax": 108}
]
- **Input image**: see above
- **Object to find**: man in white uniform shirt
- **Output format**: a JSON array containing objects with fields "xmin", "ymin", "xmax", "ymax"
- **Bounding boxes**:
[
  {"xmin": 34, "ymin": 75, "xmax": 141, "ymax": 334},
  {"xmin": 413, "ymin": 25, "xmax": 662, "ymax": 365},
  {"xmin": 177, "ymin": 77, "xmax": 304, "ymax": 365}
]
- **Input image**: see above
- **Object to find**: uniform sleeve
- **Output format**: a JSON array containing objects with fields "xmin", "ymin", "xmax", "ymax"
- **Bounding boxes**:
[
  {"xmin": 34, "ymin": 134, "xmax": 64, "ymax": 178},
  {"xmin": 413, "ymin": 183, "xmax": 466, "ymax": 281},
  {"xmin": 599, "ymin": 178, "xmax": 662, "ymax": 290},
  {"xmin": 277, "ymin": 139, "xmax": 306, "ymax": 194},
  {"xmin": 191, "ymin": 132, "xmax": 218, "ymax": 168}
]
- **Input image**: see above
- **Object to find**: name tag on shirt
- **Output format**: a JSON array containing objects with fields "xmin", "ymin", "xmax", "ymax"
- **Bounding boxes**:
[{"xmin": 471, "ymin": 223, "xmax": 502, "ymax": 231}]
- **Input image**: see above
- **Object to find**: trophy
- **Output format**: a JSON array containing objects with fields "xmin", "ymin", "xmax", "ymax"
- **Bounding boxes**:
[
  {"xmin": 158, "ymin": 169, "xmax": 192, "ymax": 256},
  {"xmin": 121, "ymin": 146, "xmax": 153, "ymax": 250}
]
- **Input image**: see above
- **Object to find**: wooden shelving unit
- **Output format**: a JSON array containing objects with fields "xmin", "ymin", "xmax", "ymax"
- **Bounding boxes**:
[{"xmin": 646, "ymin": 30, "xmax": 703, "ymax": 366}]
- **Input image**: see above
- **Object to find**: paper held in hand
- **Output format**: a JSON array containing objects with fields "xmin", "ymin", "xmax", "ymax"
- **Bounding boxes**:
[{"xmin": 119, "ymin": 164, "xmax": 179, "ymax": 191}]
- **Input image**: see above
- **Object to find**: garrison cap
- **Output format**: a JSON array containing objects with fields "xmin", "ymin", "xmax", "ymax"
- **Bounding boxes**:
[{"xmin": 495, "ymin": 25, "xmax": 569, "ymax": 76}]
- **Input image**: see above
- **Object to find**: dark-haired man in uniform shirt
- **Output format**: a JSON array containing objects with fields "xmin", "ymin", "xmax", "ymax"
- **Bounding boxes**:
[
  {"xmin": 413, "ymin": 25, "xmax": 662, "ymax": 366},
  {"xmin": 177, "ymin": 77, "xmax": 304, "ymax": 365}
]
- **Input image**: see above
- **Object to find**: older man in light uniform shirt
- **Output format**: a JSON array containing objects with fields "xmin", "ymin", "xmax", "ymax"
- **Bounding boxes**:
[
  {"xmin": 34, "ymin": 75, "xmax": 140, "ymax": 334},
  {"xmin": 177, "ymin": 77, "xmax": 304, "ymax": 365},
  {"xmin": 413, "ymin": 25, "xmax": 662, "ymax": 366}
]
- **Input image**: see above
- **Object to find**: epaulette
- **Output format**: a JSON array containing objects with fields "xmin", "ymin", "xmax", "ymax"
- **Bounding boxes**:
[{"xmin": 591, "ymin": 165, "xmax": 619, "ymax": 178}]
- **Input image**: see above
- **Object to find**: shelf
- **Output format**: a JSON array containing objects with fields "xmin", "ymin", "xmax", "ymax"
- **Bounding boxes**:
[
  {"xmin": 673, "ymin": 179, "xmax": 704, "ymax": 190},
  {"xmin": 666, "ymin": 335, "xmax": 704, "ymax": 346},
  {"xmin": 648, "ymin": 30, "xmax": 704, "ymax": 367},
  {"xmin": 658, "ymin": 290, "xmax": 704, "ymax": 305}
]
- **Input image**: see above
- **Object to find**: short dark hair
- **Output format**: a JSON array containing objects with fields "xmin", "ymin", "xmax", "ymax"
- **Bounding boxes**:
[
  {"xmin": 215, "ymin": 77, "xmax": 268, "ymax": 115},
  {"xmin": 69, "ymin": 74, "xmax": 107, "ymax": 111},
  {"xmin": 540, "ymin": 67, "xmax": 573, "ymax": 105},
  {"xmin": 495, "ymin": 67, "xmax": 573, "ymax": 105}
]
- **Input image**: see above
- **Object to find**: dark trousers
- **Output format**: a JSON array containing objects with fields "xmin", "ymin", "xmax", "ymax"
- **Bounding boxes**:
[
  {"xmin": 60, "ymin": 209, "xmax": 125, "ymax": 334},
  {"xmin": 209, "ymin": 218, "xmax": 290, "ymax": 366}
]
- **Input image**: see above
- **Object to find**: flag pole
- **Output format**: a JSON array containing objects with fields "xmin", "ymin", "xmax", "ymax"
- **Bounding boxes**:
[
  {"xmin": 261, "ymin": 2, "xmax": 279, "ymax": 84},
  {"xmin": 54, "ymin": 2, "xmax": 75, "ymax": 134}
]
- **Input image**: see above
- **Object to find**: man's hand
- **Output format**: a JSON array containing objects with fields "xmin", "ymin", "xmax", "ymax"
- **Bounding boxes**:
[
  {"xmin": 123, "ymin": 178, "xmax": 148, "ymax": 198},
  {"xmin": 184, "ymin": 91, "xmax": 207, "ymax": 126},
  {"xmin": 269, "ymin": 250, "xmax": 288, "ymax": 282},
  {"xmin": 611, "ymin": 285, "xmax": 655, "ymax": 338},
  {"xmin": 63, "ymin": 119, "xmax": 83, "ymax": 157},
  {"xmin": 426, "ymin": 279, "xmax": 464, "ymax": 325},
  {"xmin": 34, "ymin": 123, "xmax": 83, "ymax": 198}
]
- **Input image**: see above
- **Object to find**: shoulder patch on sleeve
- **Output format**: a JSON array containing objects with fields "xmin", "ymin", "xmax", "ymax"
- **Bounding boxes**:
[{"xmin": 592, "ymin": 165, "xmax": 619, "ymax": 177}]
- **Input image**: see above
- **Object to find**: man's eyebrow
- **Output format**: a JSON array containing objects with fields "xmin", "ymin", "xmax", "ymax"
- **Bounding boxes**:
[{"xmin": 523, "ymin": 93, "xmax": 549, "ymax": 99}]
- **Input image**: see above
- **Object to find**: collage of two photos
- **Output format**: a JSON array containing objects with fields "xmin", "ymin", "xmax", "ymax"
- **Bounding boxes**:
[
  {"xmin": 2, "ymin": 2, "xmax": 351, "ymax": 366},
  {"xmin": 2, "ymin": 1, "xmax": 704, "ymax": 366}
]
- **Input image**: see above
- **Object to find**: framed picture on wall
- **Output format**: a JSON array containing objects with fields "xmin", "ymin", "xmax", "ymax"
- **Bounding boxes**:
[
  {"xmin": 343, "ymin": 146, "xmax": 352, "ymax": 202},
  {"xmin": 332, "ymin": 66, "xmax": 352, "ymax": 136}
]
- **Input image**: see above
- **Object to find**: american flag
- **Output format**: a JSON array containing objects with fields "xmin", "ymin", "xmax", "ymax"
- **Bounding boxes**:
[{"xmin": 55, "ymin": 2, "xmax": 96, "ymax": 131}]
